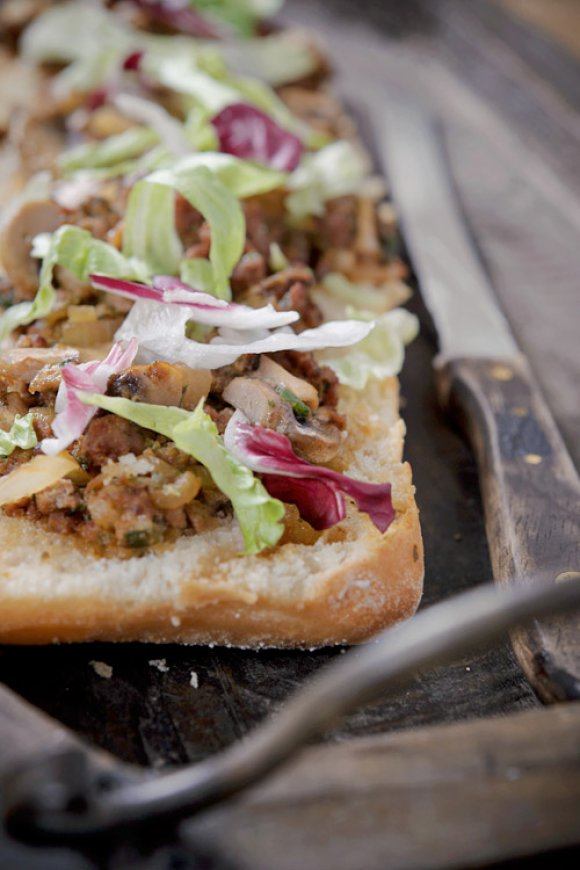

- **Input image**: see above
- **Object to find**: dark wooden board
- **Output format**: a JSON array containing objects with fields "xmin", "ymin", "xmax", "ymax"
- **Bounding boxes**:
[{"xmin": 2, "ymin": 0, "xmax": 580, "ymax": 866}]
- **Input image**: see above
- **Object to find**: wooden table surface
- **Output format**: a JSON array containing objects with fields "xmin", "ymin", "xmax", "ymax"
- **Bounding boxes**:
[{"xmin": 1, "ymin": 1, "xmax": 579, "ymax": 867}]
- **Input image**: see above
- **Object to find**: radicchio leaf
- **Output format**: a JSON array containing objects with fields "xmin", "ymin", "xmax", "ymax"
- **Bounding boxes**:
[
  {"xmin": 41, "ymin": 339, "xmax": 138, "ymax": 455},
  {"xmin": 224, "ymin": 412, "xmax": 395, "ymax": 533},
  {"xmin": 212, "ymin": 102, "xmax": 303, "ymax": 172},
  {"xmin": 261, "ymin": 474, "xmax": 346, "ymax": 531}
]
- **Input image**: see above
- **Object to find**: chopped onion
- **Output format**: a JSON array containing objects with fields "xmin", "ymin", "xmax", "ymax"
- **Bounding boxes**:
[{"xmin": 0, "ymin": 453, "xmax": 80, "ymax": 507}]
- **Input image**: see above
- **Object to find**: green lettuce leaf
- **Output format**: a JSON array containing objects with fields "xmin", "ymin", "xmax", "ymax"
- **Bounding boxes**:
[
  {"xmin": 286, "ymin": 141, "xmax": 371, "ymax": 220},
  {"xmin": 147, "ymin": 151, "xmax": 286, "ymax": 199},
  {"xmin": 123, "ymin": 181, "xmax": 183, "ymax": 276},
  {"xmin": 64, "ymin": 145, "xmax": 172, "ymax": 184},
  {"xmin": 0, "ymin": 225, "xmax": 147, "ymax": 344},
  {"xmin": 139, "ymin": 155, "xmax": 284, "ymax": 298},
  {"xmin": 59, "ymin": 127, "xmax": 160, "ymax": 175},
  {"xmin": 268, "ymin": 242, "xmax": 289, "ymax": 273},
  {"xmin": 220, "ymin": 32, "xmax": 320, "ymax": 87},
  {"xmin": 144, "ymin": 48, "xmax": 320, "ymax": 146},
  {"xmin": 142, "ymin": 165, "xmax": 243, "ymax": 299},
  {"xmin": 320, "ymin": 273, "xmax": 406, "ymax": 315},
  {"xmin": 21, "ymin": 1, "xmax": 131, "ymax": 65},
  {"xmin": 0, "ymin": 414, "xmax": 38, "ymax": 457},
  {"xmin": 184, "ymin": 106, "xmax": 219, "ymax": 151},
  {"xmin": 79, "ymin": 393, "xmax": 285, "ymax": 554},
  {"xmin": 321, "ymin": 307, "xmax": 419, "ymax": 390},
  {"xmin": 180, "ymin": 258, "xmax": 216, "ymax": 295},
  {"xmin": 191, "ymin": 0, "xmax": 284, "ymax": 37}
]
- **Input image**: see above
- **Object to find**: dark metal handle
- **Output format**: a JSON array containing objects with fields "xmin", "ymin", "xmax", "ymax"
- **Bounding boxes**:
[{"xmin": 5, "ymin": 575, "xmax": 580, "ymax": 843}]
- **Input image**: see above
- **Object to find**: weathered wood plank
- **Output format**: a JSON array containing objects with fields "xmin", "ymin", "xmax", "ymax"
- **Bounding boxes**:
[{"xmin": 184, "ymin": 703, "xmax": 580, "ymax": 870}]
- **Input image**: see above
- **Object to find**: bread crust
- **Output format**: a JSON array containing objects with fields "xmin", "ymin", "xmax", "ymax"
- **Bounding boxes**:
[{"xmin": 0, "ymin": 378, "xmax": 424, "ymax": 647}]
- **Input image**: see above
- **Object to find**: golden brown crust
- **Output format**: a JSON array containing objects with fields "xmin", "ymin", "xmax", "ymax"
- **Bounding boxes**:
[{"xmin": 0, "ymin": 378, "xmax": 424, "ymax": 647}]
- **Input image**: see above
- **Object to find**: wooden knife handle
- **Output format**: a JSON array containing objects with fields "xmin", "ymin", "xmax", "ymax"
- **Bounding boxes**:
[{"xmin": 435, "ymin": 354, "xmax": 580, "ymax": 701}]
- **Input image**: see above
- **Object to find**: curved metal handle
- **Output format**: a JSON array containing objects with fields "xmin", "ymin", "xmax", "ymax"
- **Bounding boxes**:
[{"xmin": 5, "ymin": 575, "xmax": 580, "ymax": 841}]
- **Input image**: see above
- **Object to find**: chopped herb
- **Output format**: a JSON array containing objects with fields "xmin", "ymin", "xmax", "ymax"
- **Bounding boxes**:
[
  {"xmin": 124, "ymin": 529, "xmax": 151, "ymax": 549},
  {"xmin": 276, "ymin": 386, "xmax": 310, "ymax": 423}
]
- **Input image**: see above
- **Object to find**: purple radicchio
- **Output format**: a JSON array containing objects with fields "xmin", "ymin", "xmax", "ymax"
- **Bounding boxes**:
[
  {"xmin": 212, "ymin": 103, "xmax": 303, "ymax": 172},
  {"xmin": 224, "ymin": 412, "xmax": 395, "ymax": 532}
]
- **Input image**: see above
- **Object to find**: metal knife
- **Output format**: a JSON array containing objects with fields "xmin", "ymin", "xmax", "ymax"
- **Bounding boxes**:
[{"xmin": 374, "ymin": 102, "xmax": 580, "ymax": 701}]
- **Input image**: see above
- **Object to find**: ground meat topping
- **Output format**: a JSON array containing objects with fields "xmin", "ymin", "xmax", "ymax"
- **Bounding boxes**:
[{"xmin": 78, "ymin": 415, "xmax": 147, "ymax": 469}]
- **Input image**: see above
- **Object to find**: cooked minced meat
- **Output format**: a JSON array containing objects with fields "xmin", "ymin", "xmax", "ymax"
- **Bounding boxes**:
[{"xmin": 78, "ymin": 415, "xmax": 147, "ymax": 469}]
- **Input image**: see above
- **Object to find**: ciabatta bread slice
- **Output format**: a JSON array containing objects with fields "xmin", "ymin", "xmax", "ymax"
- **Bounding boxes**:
[{"xmin": 0, "ymin": 377, "xmax": 423, "ymax": 647}]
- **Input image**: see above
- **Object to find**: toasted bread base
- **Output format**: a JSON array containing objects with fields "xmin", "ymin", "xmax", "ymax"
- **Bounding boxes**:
[{"xmin": 0, "ymin": 377, "xmax": 423, "ymax": 647}]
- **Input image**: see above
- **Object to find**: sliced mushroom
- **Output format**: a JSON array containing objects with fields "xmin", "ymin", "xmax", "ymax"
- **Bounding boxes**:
[
  {"xmin": 254, "ymin": 356, "xmax": 319, "ymax": 410},
  {"xmin": 0, "ymin": 198, "xmax": 63, "ymax": 300},
  {"xmin": 108, "ymin": 362, "xmax": 212, "ymax": 410},
  {"xmin": 222, "ymin": 377, "xmax": 288, "ymax": 430},
  {"xmin": 354, "ymin": 195, "xmax": 381, "ymax": 261},
  {"xmin": 288, "ymin": 418, "xmax": 342, "ymax": 464},
  {"xmin": 223, "ymin": 376, "xmax": 341, "ymax": 464}
]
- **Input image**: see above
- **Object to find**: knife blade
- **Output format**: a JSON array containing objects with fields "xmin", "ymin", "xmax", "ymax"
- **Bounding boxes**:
[
  {"xmin": 373, "ymin": 100, "xmax": 580, "ymax": 701},
  {"xmin": 377, "ymin": 103, "xmax": 517, "ymax": 362}
]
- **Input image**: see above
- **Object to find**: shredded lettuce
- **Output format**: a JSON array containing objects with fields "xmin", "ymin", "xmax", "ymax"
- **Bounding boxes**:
[
  {"xmin": 63, "ymin": 145, "xmax": 171, "ymax": 184},
  {"xmin": 59, "ymin": 127, "xmax": 160, "ymax": 175},
  {"xmin": 286, "ymin": 141, "xmax": 371, "ymax": 220},
  {"xmin": 147, "ymin": 150, "xmax": 286, "ymax": 197},
  {"xmin": 269, "ymin": 242, "xmax": 289, "ymax": 273},
  {"xmin": 52, "ymin": 47, "xmax": 123, "ymax": 103},
  {"xmin": 21, "ymin": 1, "xmax": 134, "ymax": 102},
  {"xmin": 0, "ymin": 414, "xmax": 38, "ymax": 457},
  {"xmin": 123, "ymin": 181, "xmax": 183, "ymax": 276},
  {"xmin": 143, "ymin": 48, "xmax": 319, "ymax": 145},
  {"xmin": 321, "ymin": 307, "xmax": 419, "ymax": 390},
  {"xmin": 145, "ymin": 166, "xmax": 242, "ymax": 299},
  {"xmin": 132, "ymin": 155, "xmax": 284, "ymax": 298},
  {"xmin": 184, "ymin": 106, "xmax": 219, "ymax": 151},
  {"xmin": 21, "ymin": 1, "xmax": 131, "ymax": 66},
  {"xmin": 0, "ymin": 225, "xmax": 147, "ymax": 344},
  {"xmin": 180, "ymin": 258, "xmax": 217, "ymax": 295},
  {"xmin": 148, "ymin": 152, "xmax": 286, "ymax": 198},
  {"xmin": 320, "ymin": 273, "xmax": 405, "ymax": 315},
  {"xmin": 79, "ymin": 393, "xmax": 285, "ymax": 554},
  {"xmin": 191, "ymin": 0, "xmax": 284, "ymax": 37},
  {"xmin": 220, "ymin": 32, "xmax": 320, "ymax": 87}
]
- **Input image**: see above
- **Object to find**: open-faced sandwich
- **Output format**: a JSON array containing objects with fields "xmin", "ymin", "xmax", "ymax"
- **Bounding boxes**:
[{"xmin": 0, "ymin": 0, "xmax": 423, "ymax": 647}]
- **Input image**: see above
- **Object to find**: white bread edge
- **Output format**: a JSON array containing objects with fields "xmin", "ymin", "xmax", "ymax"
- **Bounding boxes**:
[{"xmin": 0, "ymin": 375, "xmax": 424, "ymax": 647}]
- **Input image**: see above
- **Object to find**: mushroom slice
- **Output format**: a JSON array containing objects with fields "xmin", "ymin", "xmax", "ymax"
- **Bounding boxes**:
[
  {"xmin": 287, "ymin": 417, "xmax": 342, "ymax": 464},
  {"xmin": 254, "ymin": 356, "xmax": 319, "ymax": 411},
  {"xmin": 222, "ymin": 377, "xmax": 288, "ymax": 430},
  {"xmin": 223, "ymin": 375, "xmax": 341, "ymax": 464},
  {"xmin": 108, "ymin": 362, "xmax": 212, "ymax": 411},
  {"xmin": 0, "ymin": 198, "xmax": 63, "ymax": 299}
]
